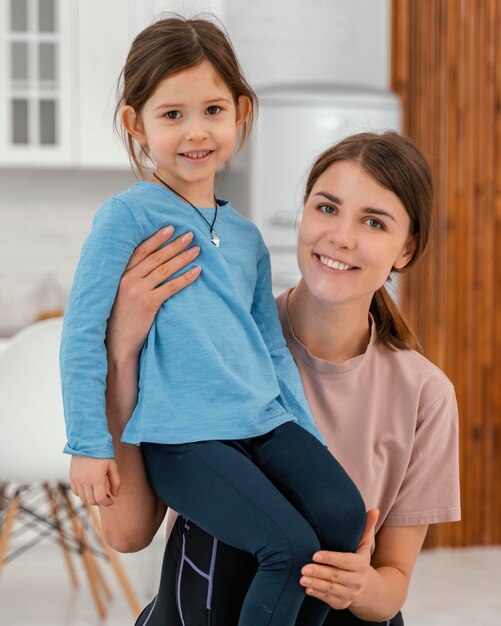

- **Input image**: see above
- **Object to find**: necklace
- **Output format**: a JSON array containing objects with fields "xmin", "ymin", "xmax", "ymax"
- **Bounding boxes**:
[{"xmin": 153, "ymin": 173, "xmax": 220, "ymax": 247}]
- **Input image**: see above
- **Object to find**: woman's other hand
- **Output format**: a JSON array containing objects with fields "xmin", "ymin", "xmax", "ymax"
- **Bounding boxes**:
[
  {"xmin": 106, "ymin": 226, "xmax": 201, "ymax": 360},
  {"xmin": 300, "ymin": 508, "xmax": 380, "ymax": 610}
]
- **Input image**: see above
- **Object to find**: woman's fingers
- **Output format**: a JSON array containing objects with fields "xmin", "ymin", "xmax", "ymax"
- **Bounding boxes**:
[
  {"xmin": 153, "ymin": 265, "xmax": 202, "ymax": 305},
  {"xmin": 300, "ymin": 563, "xmax": 359, "ymax": 609},
  {"xmin": 145, "ymin": 244, "xmax": 200, "ymax": 289},
  {"xmin": 126, "ymin": 229, "xmax": 197, "ymax": 281},
  {"xmin": 125, "ymin": 225, "xmax": 175, "ymax": 272}
]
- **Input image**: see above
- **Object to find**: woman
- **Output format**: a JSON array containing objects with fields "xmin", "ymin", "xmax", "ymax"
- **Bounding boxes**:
[{"xmin": 99, "ymin": 132, "xmax": 460, "ymax": 625}]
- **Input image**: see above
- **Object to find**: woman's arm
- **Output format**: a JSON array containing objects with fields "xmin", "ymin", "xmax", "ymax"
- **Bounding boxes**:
[
  {"xmin": 300, "ymin": 512, "xmax": 428, "ymax": 621},
  {"xmin": 98, "ymin": 226, "xmax": 201, "ymax": 552}
]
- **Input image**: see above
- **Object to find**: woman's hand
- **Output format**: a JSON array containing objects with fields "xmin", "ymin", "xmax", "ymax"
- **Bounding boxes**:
[
  {"xmin": 300, "ymin": 508, "xmax": 380, "ymax": 610},
  {"xmin": 106, "ymin": 225, "xmax": 201, "ymax": 361}
]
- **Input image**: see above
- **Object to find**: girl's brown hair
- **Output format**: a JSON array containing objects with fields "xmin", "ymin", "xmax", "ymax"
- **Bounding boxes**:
[
  {"xmin": 303, "ymin": 131, "xmax": 433, "ymax": 352},
  {"xmin": 114, "ymin": 16, "xmax": 257, "ymax": 177}
]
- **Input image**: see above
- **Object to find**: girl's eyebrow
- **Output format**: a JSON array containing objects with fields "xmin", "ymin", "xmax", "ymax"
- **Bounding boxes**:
[
  {"xmin": 153, "ymin": 96, "xmax": 232, "ymax": 111},
  {"xmin": 204, "ymin": 96, "xmax": 232, "ymax": 104},
  {"xmin": 154, "ymin": 102, "xmax": 183, "ymax": 111},
  {"xmin": 313, "ymin": 192, "xmax": 397, "ymax": 223}
]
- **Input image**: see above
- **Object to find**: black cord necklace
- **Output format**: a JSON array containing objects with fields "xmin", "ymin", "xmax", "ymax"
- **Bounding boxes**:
[{"xmin": 153, "ymin": 173, "xmax": 220, "ymax": 247}]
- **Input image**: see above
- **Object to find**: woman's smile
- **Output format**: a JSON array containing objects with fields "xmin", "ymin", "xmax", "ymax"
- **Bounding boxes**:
[{"xmin": 316, "ymin": 254, "xmax": 357, "ymax": 272}]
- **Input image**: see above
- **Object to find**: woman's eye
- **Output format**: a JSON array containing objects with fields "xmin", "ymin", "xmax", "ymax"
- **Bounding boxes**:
[
  {"xmin": 318, "ymin": 204, "xmax": 336, "ymax": 214},
  {"xmin": 165, "ymin": 110, "xmax": 181, "ymax": 120},
  {"xmin": 366, "ymin": 218, "xmax": 384, "ymax": 230},
  {"xmin": 206, "ymin": 105, "xmax": 222, "ymax": 115}
]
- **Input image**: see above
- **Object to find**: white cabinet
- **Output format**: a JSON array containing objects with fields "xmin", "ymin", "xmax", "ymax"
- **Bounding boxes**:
[
  {"xmin": 0, "ymin": 0, "xmax": 226, "ymax": 168},
  {"xmin": 0, "ymin": 0, "xmax": 73, "ymax": 165}
]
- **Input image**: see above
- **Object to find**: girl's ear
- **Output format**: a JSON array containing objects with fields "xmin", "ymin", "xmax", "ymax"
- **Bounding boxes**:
[
  {"xmin": 235, "ymin": 95, "xmax": 252, "ymax": 128},
  {"xmin": 394, "ymin": 234, "xmax": 417, "ymax": 270},
  {"xmin": 121, "ymin": 106, "xmax": 146, "ymax": 145}
]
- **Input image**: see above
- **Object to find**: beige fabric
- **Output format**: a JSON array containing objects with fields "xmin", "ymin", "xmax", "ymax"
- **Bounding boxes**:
[{"xmin": 276, "ymin": 290, "xmax": 461, "ymax": 531}]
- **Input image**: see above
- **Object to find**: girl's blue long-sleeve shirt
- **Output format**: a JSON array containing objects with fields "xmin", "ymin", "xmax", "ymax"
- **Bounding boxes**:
[{"xmin": 60, "ymin": 182, "xmax": 324, "ymax": 458}]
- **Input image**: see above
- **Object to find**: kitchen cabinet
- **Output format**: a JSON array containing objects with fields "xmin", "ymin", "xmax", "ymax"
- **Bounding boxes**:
[
  {"xmin": 0, "ymin": 0, "xmax": 225, "ymax": 168},
  {"xmin": 0, "ymin": 0, "xmax": 73, "ymax": 165}
]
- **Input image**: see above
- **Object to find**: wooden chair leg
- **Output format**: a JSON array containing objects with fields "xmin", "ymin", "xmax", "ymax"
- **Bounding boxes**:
[
  {"xmin": 87, "ymin": 542, "xmax": 113, "ymax": 602},
  {"xmin": 0, "ymin": 494, "xmax": 20, "ymax": 579},
  {"xmin": 44, "ymin": 483, "xmax": 79, "ymax": 588},
  {"xmin": 59, "ymin": 485, "xmax": 108, "ymax": 619},
  {"xmin": 86, "ymin": 504, "xmax": 142, "ymax": 617},
  {"xmin": 0, "ymin": 483, "xmax": 6, "ymax": 531}
]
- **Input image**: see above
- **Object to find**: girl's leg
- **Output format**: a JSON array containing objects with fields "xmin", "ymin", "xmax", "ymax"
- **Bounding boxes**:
[
  {"xmin": 141, "ymin": 440, "xmax": 323, "ymax": 626},
  {"xmin": 253, "ymin": 422, "xmax": 367, "ymax": 624}
]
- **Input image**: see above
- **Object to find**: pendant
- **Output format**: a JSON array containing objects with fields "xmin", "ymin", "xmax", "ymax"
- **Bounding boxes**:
[{"xmin": 211, "ymin": 232, "xmax": 220, "ymax": 247}]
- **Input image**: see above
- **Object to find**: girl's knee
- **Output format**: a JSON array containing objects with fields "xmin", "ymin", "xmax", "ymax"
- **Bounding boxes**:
[
  {"xmin": 258, "ymin": 523, "xmax": 321, "ymax": 573},
  {"xmin": 316, "ymin": 488, "xmax": 366, "ymax": 553}
]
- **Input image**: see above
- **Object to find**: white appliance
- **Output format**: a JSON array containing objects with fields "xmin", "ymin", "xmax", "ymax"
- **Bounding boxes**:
[{"xmin": 241, "ymin": 85, "xmax": 402, "ymax": 293}]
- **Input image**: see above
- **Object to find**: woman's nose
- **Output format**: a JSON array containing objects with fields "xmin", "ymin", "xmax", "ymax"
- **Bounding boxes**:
[{"xmin": 327, "ymin": 220, "xmax": 356, "ymax": 249}]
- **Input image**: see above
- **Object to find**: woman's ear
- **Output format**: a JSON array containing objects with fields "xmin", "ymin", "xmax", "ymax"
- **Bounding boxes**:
[
  {"xmin": 121, "ymin": 106, "xmax": 146, "ymax": 145},
  {"xmin": 235, "ymin": 95, "xmax": 252, "ymax": 128},
  {"xmin": 394, "ymin": 235, "xmax": 417, "ymax": 270}
]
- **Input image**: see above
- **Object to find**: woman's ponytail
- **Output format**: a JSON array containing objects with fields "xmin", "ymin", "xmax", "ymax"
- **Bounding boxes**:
[{"xmin": 369, "ymin": 286, "xmax": 422, "ymax": 353}]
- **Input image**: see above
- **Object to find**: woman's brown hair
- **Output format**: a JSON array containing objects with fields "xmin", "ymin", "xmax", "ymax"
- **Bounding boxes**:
[
  {"xmin": 114, "ymin": 16, "xmax": 257, "ymax": 177},
  {"xmin": 303, "ymin": 131, "xmax": 433, "ymax": 352}
]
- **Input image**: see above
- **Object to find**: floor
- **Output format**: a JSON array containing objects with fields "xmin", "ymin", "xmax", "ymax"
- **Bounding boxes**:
[{"xmin": 0, "ymin": 539, "xmax": 500, "ymax": 625}]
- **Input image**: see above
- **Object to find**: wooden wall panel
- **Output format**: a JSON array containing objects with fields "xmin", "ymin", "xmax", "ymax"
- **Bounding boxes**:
[{"xmin": 391, "ymin": 0, "xmax": 501, "ymax": 547}]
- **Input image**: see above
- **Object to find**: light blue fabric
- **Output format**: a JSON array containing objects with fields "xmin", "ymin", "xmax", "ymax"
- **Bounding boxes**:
[{"xmin": 60, "ymin": 182, "xmax": 324, "ymax": 458}]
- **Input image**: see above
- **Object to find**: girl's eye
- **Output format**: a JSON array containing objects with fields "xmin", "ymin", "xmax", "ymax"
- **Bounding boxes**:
[
  {"xmin": 206, "ymin": 105, "xmax": 222, "ymax": 115},
  {"xmin": 365, "ymin": 218, "xmax": 384, "ymax": 230},
  {"xmin": 165, "ymin": 110, "xmax": 181, "ymax": 120},
  {"xmin": 318, "ymin": 204, "xmax": 336, "ymax": 214}
]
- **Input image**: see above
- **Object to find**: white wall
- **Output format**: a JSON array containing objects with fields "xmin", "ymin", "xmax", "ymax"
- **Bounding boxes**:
[
  {"xmin": 0, "ymin": 0, "xmax": 390, "ymax": 336},
  {"xmin": 225, "ymin": 0, "xmax": 389, "ymax": 90}
]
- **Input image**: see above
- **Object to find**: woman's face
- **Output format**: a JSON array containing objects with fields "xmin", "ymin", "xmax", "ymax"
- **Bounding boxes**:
[{"xmin": 297, "ymin": 160, "xmax": 416, "ymax": 309}]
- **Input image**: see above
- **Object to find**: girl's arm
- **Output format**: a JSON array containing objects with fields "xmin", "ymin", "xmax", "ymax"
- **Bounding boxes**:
[
  {"xmin": 98, "ymin": 227, "xmax": 201, "ymax": 552},
  {"xmin": 300, "ymin": 513, "xmax": 428, "ymax": 621},
  {"xmin": 250, "ymin": 237, "xmax": 324, "ymax": 443}
]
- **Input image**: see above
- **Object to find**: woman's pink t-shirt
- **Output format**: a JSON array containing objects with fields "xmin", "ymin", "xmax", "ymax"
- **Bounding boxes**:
[{"xmin": 276, "ymin": 291, "xmax": 461, "ymax": 530}]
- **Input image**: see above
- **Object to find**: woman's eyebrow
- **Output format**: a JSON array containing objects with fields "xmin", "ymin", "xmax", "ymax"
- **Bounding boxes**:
[
  {"xmin": 314, "ymin": 192, "xmax": 343, "ymax": 204},
  {"xmin": 361, "ymin": 207, "xmax": 397, "ymax": 223}
]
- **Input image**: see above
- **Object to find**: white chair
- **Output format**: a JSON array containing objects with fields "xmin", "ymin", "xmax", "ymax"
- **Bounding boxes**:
[{"xmin": 0, "ymin": 317, "xmax": 140, "ymax": 618}]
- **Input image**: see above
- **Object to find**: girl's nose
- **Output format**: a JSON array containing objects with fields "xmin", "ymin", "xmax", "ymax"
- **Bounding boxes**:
[{"xmin": 184, "ymin": 118, "xmax": 209, "ymax": 141}]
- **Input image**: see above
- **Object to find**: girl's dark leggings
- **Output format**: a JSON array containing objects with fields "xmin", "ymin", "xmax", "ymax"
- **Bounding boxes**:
[
  {"xmin": 141, "ymin": 421, "xmax": 366, "ymax": 626},
  {"xmin": 135, "ymin": 516, "xmax": 404, "ymax": 626}
]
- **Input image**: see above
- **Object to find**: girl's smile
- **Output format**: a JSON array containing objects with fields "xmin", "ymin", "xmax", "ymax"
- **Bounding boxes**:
[{"xmin": 122, "ymin": 61, "xmax": 250, "ymax": 205}]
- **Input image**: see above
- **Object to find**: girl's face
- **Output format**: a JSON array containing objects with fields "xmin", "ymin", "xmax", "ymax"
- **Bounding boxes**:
[
  {"xmin": 123, "ymin": 61, "xmax": 250, "ymax": 200},
  {"xmin": 297, "ymin": 160, "xmax": 416, "ymax": 310}
]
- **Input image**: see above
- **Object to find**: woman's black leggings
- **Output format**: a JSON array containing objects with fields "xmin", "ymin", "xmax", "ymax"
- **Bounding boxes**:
[
  {"xmin": 140, "ymin": 421, "xmax": 366, "ymax": 626},
  {"xmin": 135, "ymin": 516, "xmax": 404, "ymax": 626}
]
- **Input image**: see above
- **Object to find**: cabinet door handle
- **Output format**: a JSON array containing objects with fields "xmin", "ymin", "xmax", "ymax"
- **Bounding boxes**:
[{"xmin": 270, "ymin": 212, "xmax": 297, "ymax": 226}]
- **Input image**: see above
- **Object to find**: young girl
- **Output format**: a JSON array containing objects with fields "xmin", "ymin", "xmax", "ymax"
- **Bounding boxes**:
[
  {"xmin": 98, "ymin": 131, "xmax": 460, "ymax": 626},
  {"xmin": 60, "ymin": 16, "xmax": 366, "ymax": 625}
]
